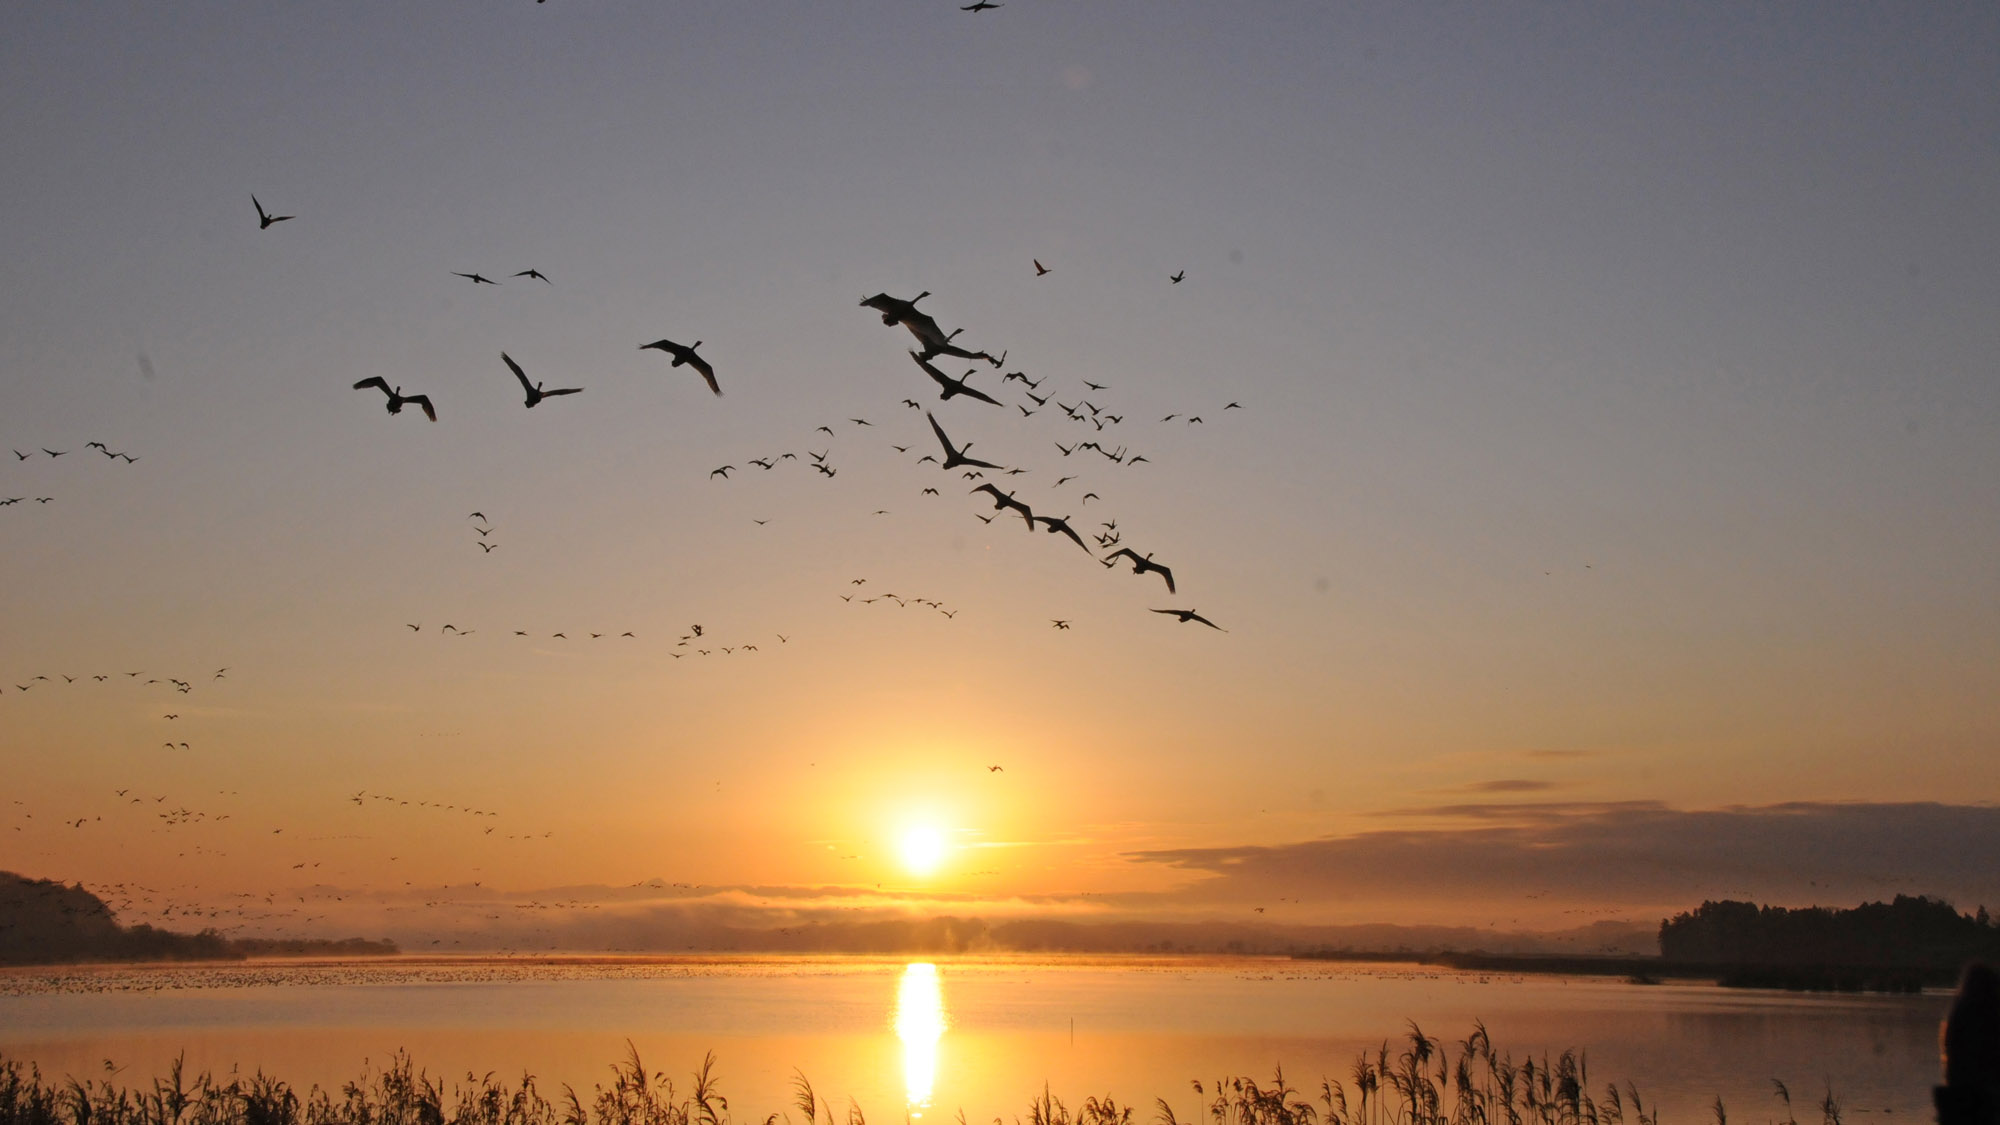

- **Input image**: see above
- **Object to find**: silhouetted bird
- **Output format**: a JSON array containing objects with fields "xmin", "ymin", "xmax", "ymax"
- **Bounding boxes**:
[
  {"xmin": 1152, "ymin": 607, "xmax": 1223, "ymax": 630},
  {"xmin": 252, "ymin": 195, "xmax": 293, "ymax": 229},
  {"xmin": 1034, "ymin": 259, "xmax": 1049, "ymax": 276},
  {"xmin": 1169, "ymin": 270, "xmax": 1185, "ymax": 284},
  {"xmin": 1105, "ymin": 548, "xmax": 1175, "ymax": 593},
  {"xmin": 962, "ymin": 1, "xmax": 1000, "ymax": 9},
  {"xmin": 860, "ymin": 292, "xmax": 999, "ymax": 365},
  {"xmin": 454, "ymin": 272, "xmax": 498, "ymax": 285},
  {"xmin": 352, "ymin": 377, "xmax": 437, "ymax": 421},
  {"xmin": 639, "ymin": 338, "xmax": 720, "ymax": 396},
  {"xmin": 1033, "ymin": 514, "xmax": 1091, "ymax": 553},
  {"xmin": 926, "ymin": 413, "xmax": 1002, "ymax": 471},
  {"xmin": 513, "ymin": 269, "xmax": 552, "ymax": 283},
  {"xmin": 911, "ymin": 353, "xmax": 1002, "ymax": 406},
  {"xmin": 502, "ymin": 353, "xmax": 582, "ymax": 407},
  {"xmin": 972, "ymin": 484, "xmax": 1035, "ymax": 531}
]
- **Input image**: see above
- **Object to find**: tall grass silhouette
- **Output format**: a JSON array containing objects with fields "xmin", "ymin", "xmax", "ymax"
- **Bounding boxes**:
[{"xmin": 0, "ymin": 1026, "xmax": 1845, "ymax": 1125}]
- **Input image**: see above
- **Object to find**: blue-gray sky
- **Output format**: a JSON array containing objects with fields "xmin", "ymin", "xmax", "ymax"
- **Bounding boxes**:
[{"xmin": 3, "ymin": 2, "xmax": 1997, "ymax": 940}]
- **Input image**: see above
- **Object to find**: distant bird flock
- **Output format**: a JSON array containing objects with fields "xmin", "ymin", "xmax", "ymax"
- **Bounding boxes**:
[{"xmin": 214, "ymin": 187, "xmax": 1238, "ymax": 634}]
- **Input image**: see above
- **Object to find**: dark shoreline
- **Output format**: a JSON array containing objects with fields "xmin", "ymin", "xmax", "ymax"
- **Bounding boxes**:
[{"xmin": 1293, "ymin": 949, "xmax": 1946, "ymax": 992}]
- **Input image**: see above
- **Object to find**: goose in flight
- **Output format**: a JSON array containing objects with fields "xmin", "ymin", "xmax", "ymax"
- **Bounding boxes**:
[
  {"xmin": 513, "ymin": 269, "xmax": 552, "ymax": 284},
  {"xmin": 926, "ymin": 413, "xmax": 1002, "ymax": 471},
  {"xmin": 352, "ymin": 377, "xmax": 437, "ymax": 421},
  {"xmin": 252, "ymin": 195, "xmax": 293, "ymax": 229},
  {"xmin": 971, "ymin": 483, "xmax": 1036, "ymax": 531},
  {"xmin": 1033, "ymin": 514, "xmax": 1091, "ymax": 554},
  {"xmin": 454, "ymin": 272, "xmax": 498, "ymax": 285},
  {"xmin": 1152, "ymin": 607, "xmax": 1223, "ymax": 630},
  {"xmin": 639, "ymin": 338, "xmax": 720, "ymax": 396},
  {"xmin": 502, "ymin": 353, "xmax": 583, "ymax": 407},
  {"xmin": 962, "ymin": 0, "xmax": 1001, "ymax": 9},
  {"xmin": 1169, "ymin": 270, "xmax": 1185, "ymax": 284},
  {"xmin": 1033, "ymin": 258, "xmax": 1049, "ymax": 276},
  {"xmin": 1105, "ymin": 548, "xmax": 1175, "ymax": 593},
  {"xmin": 910, "ymin": 353, "xmax": 1002, "ymax": 406},
  {"xmin": 859, "ymin": 292, "xmax": 1000, "ymax": 366}
]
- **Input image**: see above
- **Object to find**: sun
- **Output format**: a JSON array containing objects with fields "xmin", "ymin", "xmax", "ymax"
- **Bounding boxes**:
[{"xmin": 898, "ymin": 825, "xmax": 949, "ymax": 877}]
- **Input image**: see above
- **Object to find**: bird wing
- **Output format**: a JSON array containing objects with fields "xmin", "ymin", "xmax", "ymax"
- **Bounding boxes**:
[
  {"xmin": 542, "ymin": 387, "xmax": 584, "ymax": 397},
  {"xmin": 1191, "ymin": 612, "xmax": 1221, "ymax": 630},
  {"xmin": 910, "ymin": 352, "xmax": 952, "ymax": 390},
  {"xmin": 1156, "ymin": 563, "xmax": 1176, "ymax": 594},
  {"xmin": 352, "ymin": 376, "xmax": 392, "ymax": 395},
  {"xmin": 902, "ymin": 311, "xmax": 953, "ymax": 349},
  {"xmin": 406, "ymin": 394, "xmax": 438, "ymax": 422},
  {"xmin": 1106, "ymin": 548, "xmax": 1141, "ymax": 566},
  {"xmin": 1050, "ymin": 521, "xmax": 1089, "ymax": 552},
  {"xmin": 959, "ymin": 383, "xmax": 1003, "ymax": 407},
  {"xmin": 252, "ymin": 195, "xmax": 266, "ymax": 219},
  {"xmin": 690, "ymin": 355, "xmax": 720, "ymax": 395},
  {"xmin": 501, "ymin": 353, "xmax": 534, "ymax": 392},
  {"xmin": 926, "ymin": 413, "xmax": 958, "ymax": 457}
]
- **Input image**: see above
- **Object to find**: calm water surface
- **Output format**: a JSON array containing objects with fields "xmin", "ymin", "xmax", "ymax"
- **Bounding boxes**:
[{"xmin": 0, "ymin": 956, "xmax": 1944, "ymax": 1124}]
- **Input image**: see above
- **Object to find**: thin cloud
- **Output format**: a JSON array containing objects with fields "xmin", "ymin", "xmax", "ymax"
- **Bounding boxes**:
[
  {"xmin": 1126, "ymin": 801, "xmax": 2000, "ymax": 913},
  {"xmin": 1450, "ymin": 779, "xmax": 1558, "ymax": 795}
]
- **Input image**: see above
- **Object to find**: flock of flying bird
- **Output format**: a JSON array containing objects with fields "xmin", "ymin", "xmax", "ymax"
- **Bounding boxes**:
[
  {"xmin": 2, "ymin": 442, "xmax": 144, "ymax": 508},
  {"xmin": 296, "ymin": 155, "xmax": 1237, "ymax": 634}
]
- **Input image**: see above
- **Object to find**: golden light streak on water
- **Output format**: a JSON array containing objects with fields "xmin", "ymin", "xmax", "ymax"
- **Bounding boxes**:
[{"xmin": 895, "ymin": 962, "xmax": 947, "ymax": 1114}]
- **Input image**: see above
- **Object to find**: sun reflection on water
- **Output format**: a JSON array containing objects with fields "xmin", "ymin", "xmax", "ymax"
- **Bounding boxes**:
[{"xmin": 895, "ymin": 962, "xmax": 947, "ymax": 1114}]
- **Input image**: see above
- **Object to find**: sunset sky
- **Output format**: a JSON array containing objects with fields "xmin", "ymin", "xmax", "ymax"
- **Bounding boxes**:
[{"xmin": 4, "ymin": 2, "xmax": 1997, "ymax": 947}]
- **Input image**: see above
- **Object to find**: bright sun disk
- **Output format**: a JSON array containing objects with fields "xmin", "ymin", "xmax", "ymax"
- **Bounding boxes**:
[{"xmin": 898, "ymin": 825, "xmax": 948, "ymax": 877}]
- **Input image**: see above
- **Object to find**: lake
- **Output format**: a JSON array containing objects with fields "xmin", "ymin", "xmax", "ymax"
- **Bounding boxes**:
[{"xmin": 0, "ymin": 956, "xmax": 1945, "ymax": 1125}]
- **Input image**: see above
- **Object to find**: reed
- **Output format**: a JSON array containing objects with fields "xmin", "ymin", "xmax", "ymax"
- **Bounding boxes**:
[{"xmin": 0, "ymin": 1026, "xmax": 1848, "ymax": 1125}]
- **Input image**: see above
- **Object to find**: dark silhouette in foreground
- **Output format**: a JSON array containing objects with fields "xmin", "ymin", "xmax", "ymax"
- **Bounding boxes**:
[{"xmin": 1939, "ymin": 962, "xmax": 2000, "ymax": 1125}]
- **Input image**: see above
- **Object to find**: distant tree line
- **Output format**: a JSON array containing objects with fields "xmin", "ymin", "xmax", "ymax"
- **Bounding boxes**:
[
  {"xmin": 1, "ymin": 871, "xmax": 395, "ymax": 965},
  {"xmin": 1659, "ymin": 895, "xmax": 2000, "ymax": 969}
]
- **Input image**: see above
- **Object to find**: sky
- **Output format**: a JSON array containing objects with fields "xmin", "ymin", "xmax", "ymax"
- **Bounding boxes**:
[{"xmin": 3, "ymin": 2, "xmax": 1998, "ymax": 947}]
